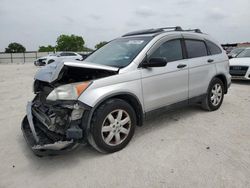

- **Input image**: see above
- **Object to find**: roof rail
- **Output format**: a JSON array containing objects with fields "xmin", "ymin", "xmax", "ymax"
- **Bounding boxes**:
[
  {"xmin": 122, "ymin": 27, "xmax": 202, "ymax": 37},
  {"xmin": 182, "ymin": 29, "xmax": 202, "ymax": 33},
  {"xmin": 122, "ymin": 26, "xmax": 183, "ymax": 37},
  {"xmin": 158, "ymin": 26, "xmax": 183, "ymax": 31}
]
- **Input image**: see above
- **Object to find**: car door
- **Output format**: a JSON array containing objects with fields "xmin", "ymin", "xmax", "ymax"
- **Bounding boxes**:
[
  {"xmin": 182, "ymin": 34, "xmax": 217, "ymax": 98},
  {"xmin": 140, "ymin": 35, "xmax": 189, "ymax": 112},
  {"xmin": 64, "ymin": 52, "xmax": 75, "ymax": 59}
]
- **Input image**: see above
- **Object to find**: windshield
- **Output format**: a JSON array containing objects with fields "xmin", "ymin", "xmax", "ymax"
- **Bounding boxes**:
[
  {"xmin": 229, "ymin": 48, "xmax": 244, "ymax": 55},
  {"xmin": 85, "ymin": 36, "xmax": 152, "ymax": 68},
  {"xmin": 236, "ymin": 49, "xmax": 250, "ymax": 58}
]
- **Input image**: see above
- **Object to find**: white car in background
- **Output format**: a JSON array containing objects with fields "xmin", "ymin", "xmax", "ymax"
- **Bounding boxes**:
[
  {"xmin": 34, "ymin": 52, "xmax": 83, "ymax": 66},
  {"xmin": 229, "ymin": 48, "xmax": 250, "ymax": 80}
]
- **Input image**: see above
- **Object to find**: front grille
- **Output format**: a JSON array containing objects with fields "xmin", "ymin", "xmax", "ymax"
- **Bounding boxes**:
[{"xmin": 230, "ymin": 66, "xmax": 248, "ymax": 76}]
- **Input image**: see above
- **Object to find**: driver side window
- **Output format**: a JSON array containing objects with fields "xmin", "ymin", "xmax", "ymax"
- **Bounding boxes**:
[{"xmin": 150, "ymin": 39, "xmax": 183, "ymax": 62}]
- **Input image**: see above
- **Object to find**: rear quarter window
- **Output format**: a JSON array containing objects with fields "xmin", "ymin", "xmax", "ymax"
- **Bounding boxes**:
[
  {"xmin": 185, "ymin": 39, "xmax": 208, "ymax": 58},
  {"xmin": 205, "ymin": 40, "xmax": 222, "ymax": 55}
]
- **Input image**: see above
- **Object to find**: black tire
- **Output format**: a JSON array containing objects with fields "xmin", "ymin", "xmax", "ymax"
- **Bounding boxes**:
[
  {"xmin": 88, "ymin": 99, "xmax": 136, "ymax": 153},
  {"xmin": 201, "ymin": 77, "xmax": 224, "ymax": 111}
]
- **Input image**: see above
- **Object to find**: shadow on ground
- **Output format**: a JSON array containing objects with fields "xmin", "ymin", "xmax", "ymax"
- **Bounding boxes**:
[
  {"xmin": 18, "ymin": 105, "xmax": 203, "ymax": 171},
  {"xmin": 232, "ymin": 80, "xmax": 250, "ymax": 85}
]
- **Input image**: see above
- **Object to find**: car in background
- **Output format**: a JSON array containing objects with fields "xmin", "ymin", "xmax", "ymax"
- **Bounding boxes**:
[
  {"xmin": 78, "ymin": 52, "xmax": 91, "ymax": 60},
  {"xmin": 34, "ymin": 52, "xmax": 83, "ymax": 66},
  {"xmin": 228, "ymin": 47, "xmax": 246, "ymax": 59},
  {"xmin": 229, "ymin": 48, "xmax": 250, "ymax": 80},
  {"xmin": 225, "ymin": 47, "xmax": 234, "ymax": 54}
]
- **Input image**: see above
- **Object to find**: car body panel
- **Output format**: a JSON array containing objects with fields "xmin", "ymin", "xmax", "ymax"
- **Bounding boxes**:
[
  {"xmin": 35, "ymin": 60, "xmax": 119, "ymax": 83},
  {"xmin": 139, "ymin": 34, "xmax": 189, "ymax": 112},
  {"xmin": 78, "ymin": 69, "xmax": 144, "ymax": 110}
]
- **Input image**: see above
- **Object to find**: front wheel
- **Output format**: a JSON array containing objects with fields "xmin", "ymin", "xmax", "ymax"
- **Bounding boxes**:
[
  {"xmin": 201, "ymin": 78, "xmax": 224, "ymax": 111},
  {"xmin": 88, "ymin": 99, "xmax": 136, "ymax": 153}
]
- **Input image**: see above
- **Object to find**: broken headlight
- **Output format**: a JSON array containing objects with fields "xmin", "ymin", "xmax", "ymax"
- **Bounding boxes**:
[{"xmin": 47, "ymin": 82, "xmax": 90, "ymax": 101}]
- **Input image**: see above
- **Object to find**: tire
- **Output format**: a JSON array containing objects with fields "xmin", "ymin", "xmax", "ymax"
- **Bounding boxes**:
[
  {"xmin": 201, "ymin": 77, "xmax": 224, "ymax": 111},
  {"xmin": 88, "ymin": 99, "xmax": 136, "ymax": 153}
]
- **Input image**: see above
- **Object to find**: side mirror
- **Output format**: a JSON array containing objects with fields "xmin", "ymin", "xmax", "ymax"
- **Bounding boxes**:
[{"xmin": 141, "ymin": 57, "xmax": 168, "ymax": 68}]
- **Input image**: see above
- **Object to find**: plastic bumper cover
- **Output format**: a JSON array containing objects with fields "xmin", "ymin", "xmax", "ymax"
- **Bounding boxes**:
[{"xmin": 21, "ymin": 102, "xmax": 79, "ymax": 156}]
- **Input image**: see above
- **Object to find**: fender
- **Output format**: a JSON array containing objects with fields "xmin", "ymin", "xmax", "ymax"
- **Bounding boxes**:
[{"xmin": 81, "ymin": 91, "xmax": 144, "ymax": 137}]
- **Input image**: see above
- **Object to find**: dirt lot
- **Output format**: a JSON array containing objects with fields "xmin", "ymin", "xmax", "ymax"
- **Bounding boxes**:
[{"xmin": 0, "ymin": 63, "xmax": 250, "ymax": 188}]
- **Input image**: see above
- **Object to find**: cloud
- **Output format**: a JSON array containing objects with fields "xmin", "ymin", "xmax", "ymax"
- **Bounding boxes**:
[
  {"xmin": 0, "ymin": 0, "xmax": 250, "ymax": 51},
  {"xmin": 176, "ymin": 0, "xmax": 196, "ymax": 5},
  {"xmin": 134, "ymin": 6, "xmax": 156, "ymax": 17},
  {"xmin": 207, "ymin": 7, "xmax": 227, "ymax": 20},
  {"xmin": 89, "ymin": 14, "xmax": 101, "ymax": 20},
  {"xmin": 63, "ymin": 16, "xmax": 75, "ymax": 23}
]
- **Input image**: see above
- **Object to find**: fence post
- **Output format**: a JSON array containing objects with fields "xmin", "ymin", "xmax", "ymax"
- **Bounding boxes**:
[
  {"xmin": 23, "ymin": 52, "xmax": 25, "ymax": 63},
  {"xmin": 10, "ymin": 53, "xmax": 13, "ymax": 63}
]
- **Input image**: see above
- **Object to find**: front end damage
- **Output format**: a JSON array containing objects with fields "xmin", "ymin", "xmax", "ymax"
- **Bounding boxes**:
[
  {"xmin": 21, "ymin": 61, "xmax": 118, "ymax": 156},
  {"xmin": 21, "ymin": 100, "xmax": 88, "ymax": 156}
]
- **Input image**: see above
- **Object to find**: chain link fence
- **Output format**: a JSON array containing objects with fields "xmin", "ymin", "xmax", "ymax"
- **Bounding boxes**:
[{"xmin": 0, "ymin": 51, "xmax": 52, "ymax": 64}]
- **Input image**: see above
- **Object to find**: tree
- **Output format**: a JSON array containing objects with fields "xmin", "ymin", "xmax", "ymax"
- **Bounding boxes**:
[
  {"xmin": 95, "ymin": 41, "xmax": 108, "ymax": 49},
  {"xmin": 56, "ymin": 34, "xmax": 85, "ymax": 51},
  {"xmin": 83, "ymin": 46, "xmax": 94, "ymax": 52},
  {"xmin": 5, "ymin": 42, "xmax": 26, "ymax": 53},
  {"xmin": 38, "ymin": 45, "xmax": 55, "ymax": 52}
]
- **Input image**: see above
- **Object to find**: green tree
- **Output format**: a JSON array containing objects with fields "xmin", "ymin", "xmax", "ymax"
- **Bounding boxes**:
[
  {"xmin": 38, "ymin": 45, "xmax": 55, "ymax": 52},
  {"xmin": 83, "ymin": 46, "xmax": 94, "ymax": 52},
  {"xmin": 95, "ymin": 41, "xmax": 108, "ymax": 49},
  {"xmin": 56, "ymin": 34, "xmax": 85, "ymax": 51},
  {"xmin": 5, "ymin": 42, "xmax": 26, "ymax": 53}
]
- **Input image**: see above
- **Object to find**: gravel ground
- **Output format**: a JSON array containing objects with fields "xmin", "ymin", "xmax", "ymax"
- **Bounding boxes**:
[{"xmin": 0, "ymin": 63, "xmax": 250, "ymax": 188}]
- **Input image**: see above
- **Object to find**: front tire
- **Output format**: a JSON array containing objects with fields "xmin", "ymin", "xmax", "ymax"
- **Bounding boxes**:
[
  {"xmin": 88, "ymin": 99, "xmax": 136, "ymax": 153},
  {"xmin": 201, "ymin": 77, "xmax": 224, "ymax": 111}
]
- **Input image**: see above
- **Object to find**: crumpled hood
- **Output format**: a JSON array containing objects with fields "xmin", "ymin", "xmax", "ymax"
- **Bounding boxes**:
[{"xmin": 34, "ymin": 60, "xmax": 119, "ymax": 83}]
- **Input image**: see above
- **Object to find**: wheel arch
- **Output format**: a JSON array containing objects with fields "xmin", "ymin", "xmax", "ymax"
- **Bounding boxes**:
[
  {"xmin": 86, "ymin": 92, "xmax": 144, "ymax": 131},
  {"xmin": 213, "ymin": 74, "xmax": 228, "ymax": 94}
]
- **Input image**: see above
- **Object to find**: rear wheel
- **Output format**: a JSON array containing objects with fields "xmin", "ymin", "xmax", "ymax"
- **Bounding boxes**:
[
  {"xmin": 88, "ymin": 99, "xmax": 136, "ymax": 153},
  {"xmin": 201, "ymin": 78, "xmax": 224, "ymax": 111}
]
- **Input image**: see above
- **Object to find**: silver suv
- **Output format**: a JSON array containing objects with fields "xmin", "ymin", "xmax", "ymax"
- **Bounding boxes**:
[{"xmin": 21, "ymin": 27, "xmax": 231, "ymax": 156}]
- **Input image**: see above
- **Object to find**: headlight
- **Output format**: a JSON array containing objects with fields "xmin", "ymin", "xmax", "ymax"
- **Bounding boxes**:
[{"xmin": 47, "ymin": 82, "xmax": 91, "ymax": 101}]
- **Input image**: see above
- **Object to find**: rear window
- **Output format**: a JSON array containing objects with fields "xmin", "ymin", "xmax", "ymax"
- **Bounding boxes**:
[
  {"xmin": 185, "ymin": 40, "xmax": 208, "ymax": 58},
  {"xmin": 206, "ymin": 40, "xmax": 222, "ymax": 55}
]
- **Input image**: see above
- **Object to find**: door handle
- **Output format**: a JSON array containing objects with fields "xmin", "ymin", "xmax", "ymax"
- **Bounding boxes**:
[
  {"xmin": 177, "ymin": 64, "xmax": 187, "ymax": 69},
  {"xmin": 207, "ymin": 59, "xmax": 214, "ymax": 63}
]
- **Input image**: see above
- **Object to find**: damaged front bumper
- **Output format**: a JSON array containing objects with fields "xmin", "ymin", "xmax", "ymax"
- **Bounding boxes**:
[{"xmin": 21, "ymin": 102, "xmax": 83, "ymax": 156}]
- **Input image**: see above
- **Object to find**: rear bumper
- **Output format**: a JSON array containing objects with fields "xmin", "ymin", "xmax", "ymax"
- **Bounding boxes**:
[{"xmin": 21, "ymin": 102, "xmax": 79, "ymax": 156}]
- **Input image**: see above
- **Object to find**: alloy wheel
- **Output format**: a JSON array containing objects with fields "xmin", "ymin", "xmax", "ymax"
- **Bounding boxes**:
[
  {"xmin": 210, "ymin": 83, "xmax": 222, "ymax": 106},
  {"xmin": 101, "ymin": 109, "xmax": 131, "ymax": 146}
]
